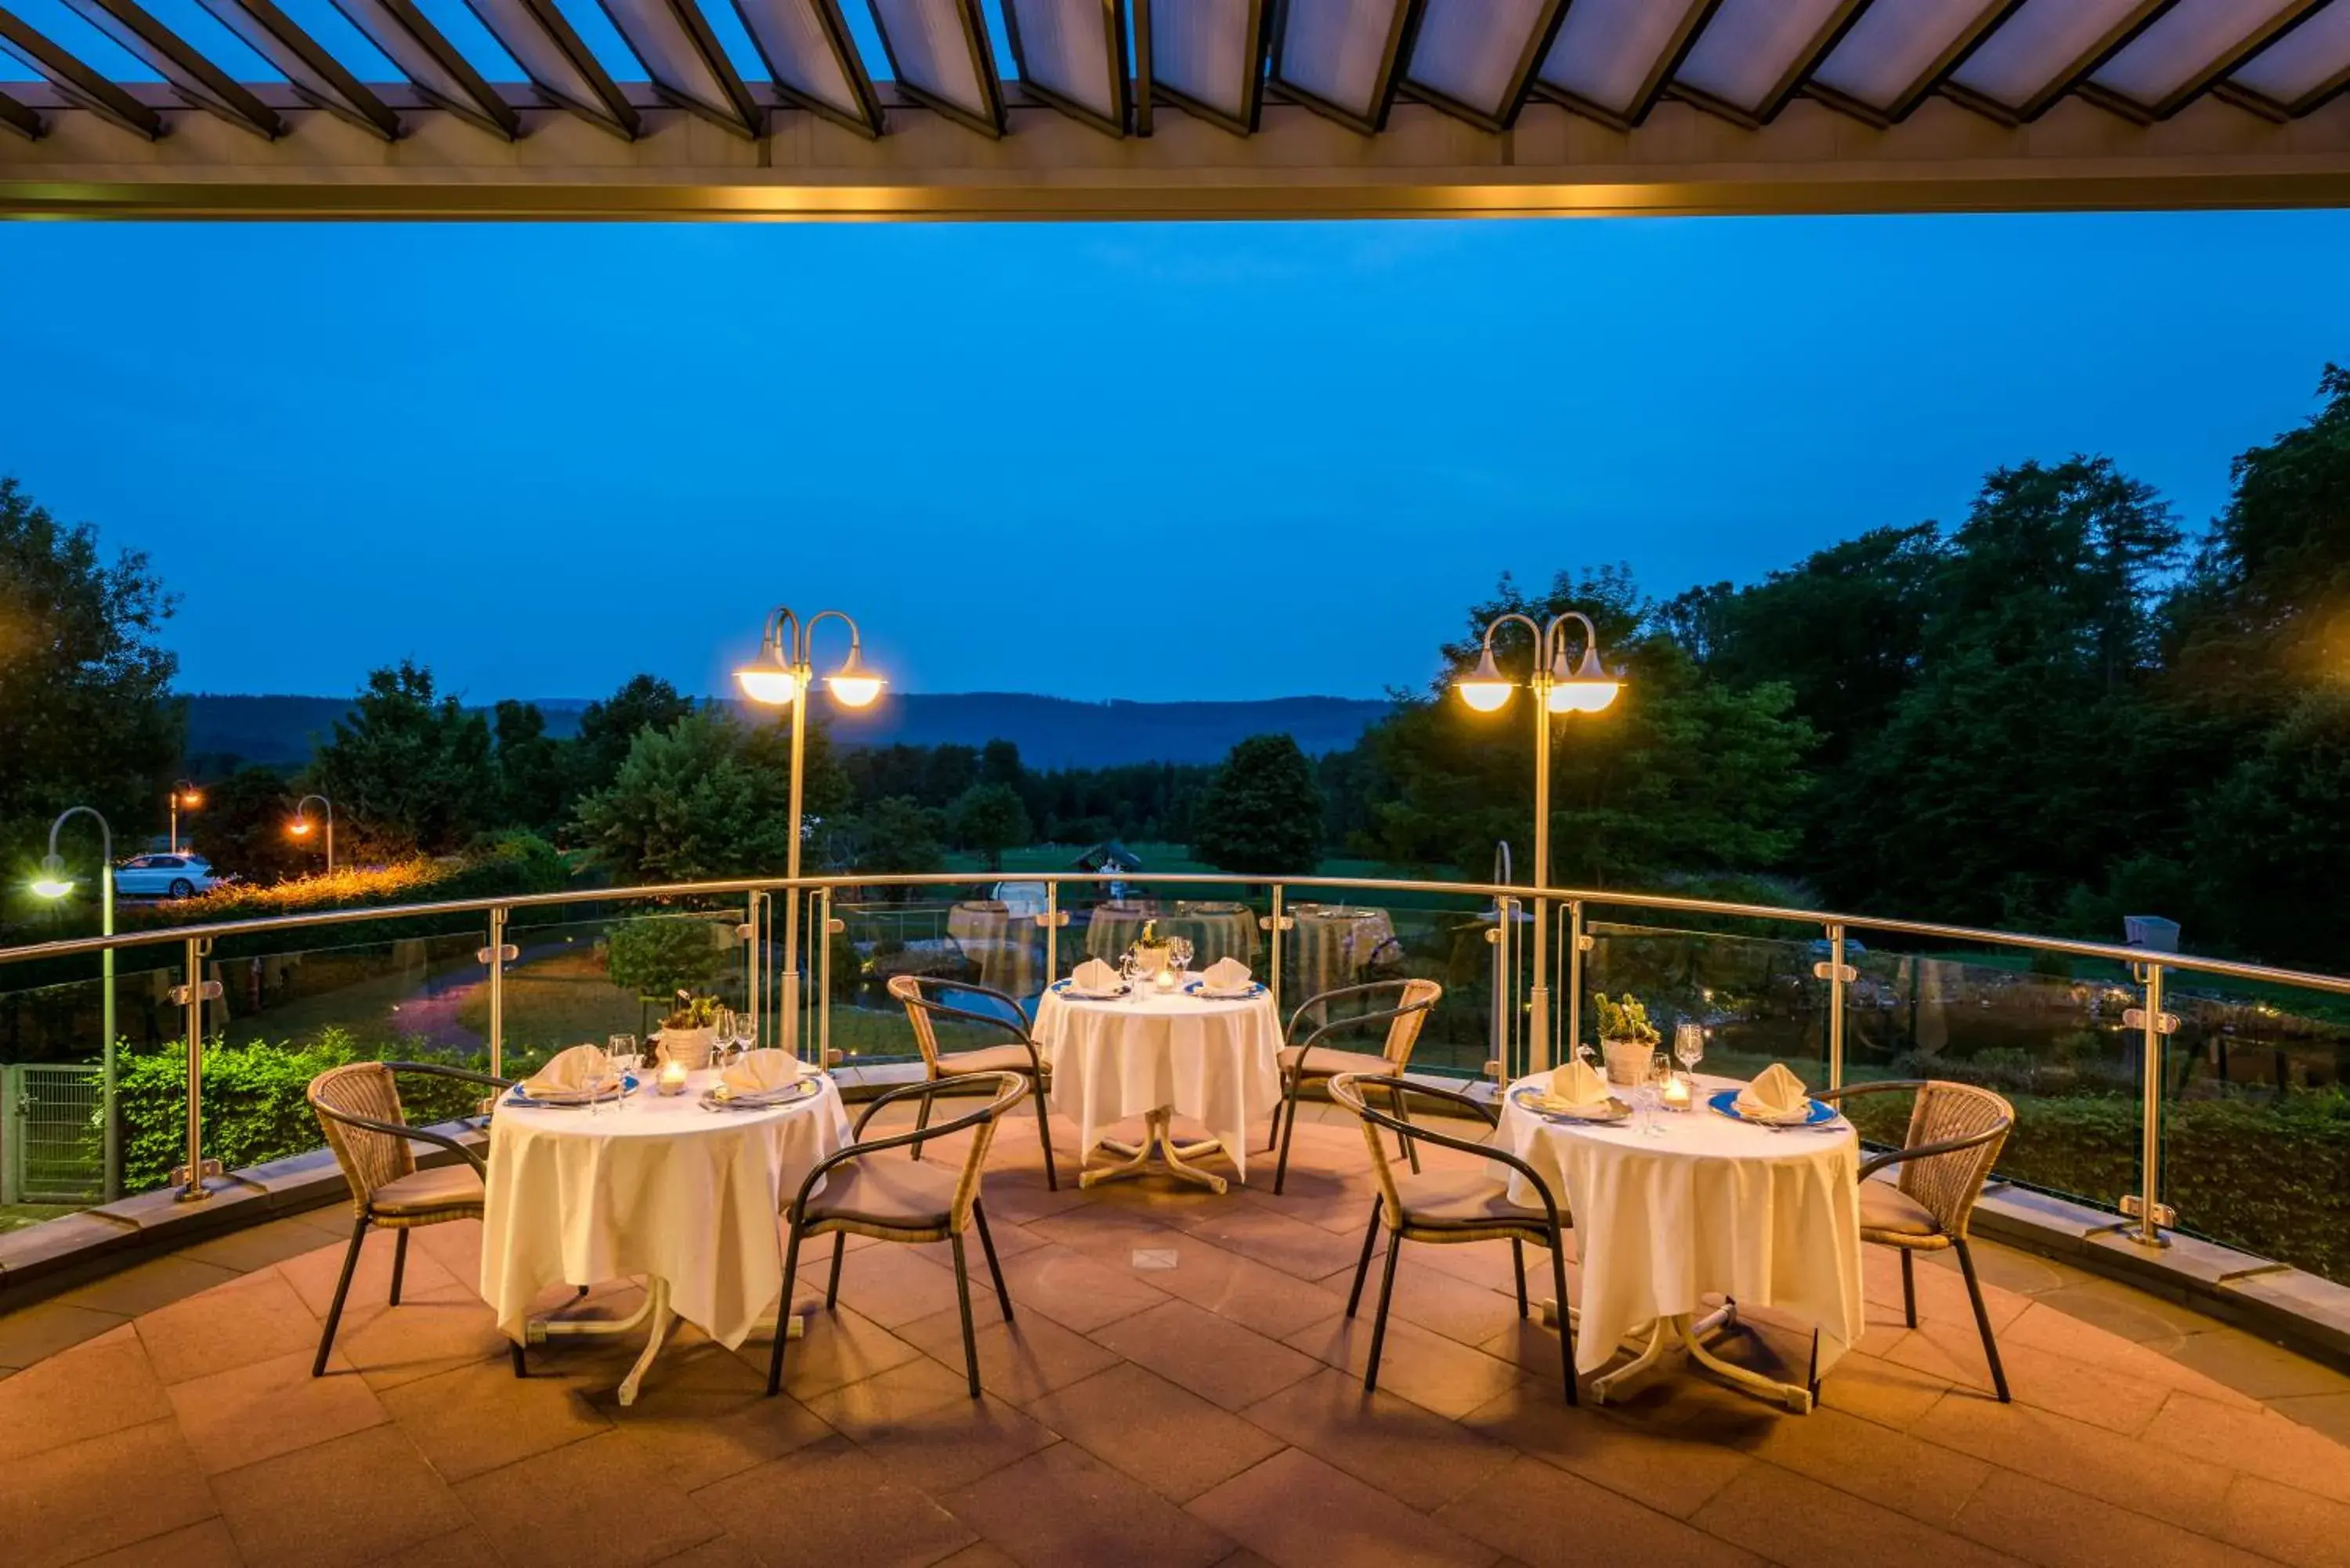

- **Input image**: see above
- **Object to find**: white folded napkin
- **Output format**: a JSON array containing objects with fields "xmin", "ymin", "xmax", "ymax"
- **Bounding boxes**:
[
  {"xmin": 1068, "ymin": 958, "xmax": 1121, "ymax": 992},
  {"xmin": 522, "ymin": 1043, "xmax": 612, "ymax": 1100},
  {"xmin": 1201, "ymin": 956, "xmax": 1253, "ymax": 992},
  {"xmin": 1736, "ymin": 1062, "xmax": 1811, "ymax": 1122},
  {"xmin": 721, "ymin": 1048, "xmax": 804, "ymax": 1097},
  {"xmin": 1538, "ymin": 1057, "xmax": 1618, "ymax": 1118}
]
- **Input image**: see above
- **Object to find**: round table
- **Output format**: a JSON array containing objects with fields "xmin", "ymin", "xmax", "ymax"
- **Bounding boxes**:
[
  {"xmin": 480, "ymin": 1068, "xmax": 851, "ymax": 1404},
  {"xmin": 1289, "ymin": 905, "xmax": 1399, "ymax": 1004},
  {"xmin": 1033, "ymin": 979, "xmax": 1282, "ymax": 1194},
  {"xmin": 1498, "ymin": 1071, "xmax": 1864, "ymax": 1413}
]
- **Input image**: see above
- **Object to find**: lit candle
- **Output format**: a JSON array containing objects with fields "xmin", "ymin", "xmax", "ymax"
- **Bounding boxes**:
[
  {"xmin": 659, "ymin": 1057, "xmax": 691, "ymax": 1095},
  {"xmin": 1661, "ymin": 1073, "xmax": 1692, "ymax": 1111},
  {"xmin": 1153, "ymin": 968, "xmax": 1180, "ymax": 994}
]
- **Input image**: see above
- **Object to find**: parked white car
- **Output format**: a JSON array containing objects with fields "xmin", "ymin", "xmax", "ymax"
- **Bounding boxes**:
[{"xmin": 114, "ymin": 854, "xmax": 222, "ymax": 899}]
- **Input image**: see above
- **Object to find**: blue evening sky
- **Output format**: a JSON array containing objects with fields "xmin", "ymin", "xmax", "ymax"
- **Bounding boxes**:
[{"xmin": 2, "ymin": 208, "xmax": 2345, "ymax": 704}]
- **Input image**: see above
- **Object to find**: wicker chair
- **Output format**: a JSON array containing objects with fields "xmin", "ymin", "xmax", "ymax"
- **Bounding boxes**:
[
  {"xmin": 1270, "ymin": 978, "xmax": 1442, "ymax": 1195},
  {"xmin": 1329, "ymin": 1072, "xmax": 1576, "ymax": 1404},
  {"xmin": 1817, "ymin": 1078, "xmax": 2016, "ymax": 1402},
  {"xmin": 888, "ymin": 974, "xmax": 1058, "ymax": 1191},
  {"xmin": 768, "ymin": 1071, "xmax": 1026, "ymax": 1399},
  {"xmin": 306, "ymin": 1059, "xmax": 513, "ymax": 1378}
]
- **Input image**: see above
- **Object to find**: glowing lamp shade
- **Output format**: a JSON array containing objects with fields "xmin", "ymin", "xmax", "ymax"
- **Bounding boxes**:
[
  {"xmin": 179, "ymin": 789, "xmax": 204, "ymax": 807},
  {"xmin": 31, "ymin": 854, "xmax": 72, "ymax": 900},
  {"xmin": 289, "ymin": 818, "xmax": 312, "ymax": 837},
  {"xmin": 1549, "ymin": 646, "xmax": 1622, "ymax": 714},
  {"xmin": 734, "ymin": 664, "xmax": 799, "ymax": 706},
  {"xmin": 1454, "ymin": 646, "xmax": 1514, "ymax": 713},
  {"xmin": 823, "ymin": 645, "xmax": 884, "ymax": 710}
]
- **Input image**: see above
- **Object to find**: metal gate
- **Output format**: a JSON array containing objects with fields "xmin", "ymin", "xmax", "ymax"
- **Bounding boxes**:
[{"xmin": 0, "ymin": 1064, "xmax": 106, "ymax": 1205}]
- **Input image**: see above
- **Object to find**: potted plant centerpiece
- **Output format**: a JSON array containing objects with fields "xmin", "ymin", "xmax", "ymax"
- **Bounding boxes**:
[
  {"xmin": 1126, "ymin": 918, "xmax": 1177, "ymax": 983},
  {"xmin": 655, "ymin": 991, "xmax": 722, "ymax": 1070},
  {"xmin": 1592, "ymin": 992, "xmax": 1661, "ymax": 1086}
]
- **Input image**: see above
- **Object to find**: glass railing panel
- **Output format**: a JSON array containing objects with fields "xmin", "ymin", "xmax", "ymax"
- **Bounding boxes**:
[
  {"xmin": 1289, "ymin": 887, "xmax": 1502, "ymax": 1080},
  {"xmin": 503, "ymin": 908, "xmax": 747, "ymax": 1078},
  {"xmin": 2157, "ymin": 970, "xmax": 2350, "ymax": 1285},
  {"xmin": 1582, "ymin": 919, "xmax": 1831, "ymax": 1089},
  {"xmin": 826, "ymin": 880, "xmax": 1007, "ymax": 1068},
  {"xmin": 1834, "ymin": 938, "xmax": 2138, "ymax": 1216}
]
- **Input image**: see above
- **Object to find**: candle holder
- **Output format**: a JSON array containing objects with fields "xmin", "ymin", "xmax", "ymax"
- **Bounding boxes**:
[
  {"xmin": 657, "ymin": 1059, "xmax": 692, "ymax": 1096},
  {"xmin": 1661, "ymin": 1072, "xmax": 1694, "ymax": 1112}
]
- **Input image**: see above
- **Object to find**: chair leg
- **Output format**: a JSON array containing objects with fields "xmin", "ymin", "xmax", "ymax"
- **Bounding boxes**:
[
  {"xmin": 767, "ymin": 1227, "xmax": 805, "ymax": 1396},
  {"xmin": 1345, "ymin": 1198, "xmax": 1381, "ymax": 1317},
  {"xmin": 913, "ymin": 1093, "xmax": 934, "ymax": 1162},
  {"xmin": 1512, "ymin": 1239, "xmax": 1528, "ymax": 1320},
  {"xmin": 825, "ymin": 1233, "xmax": 847, "ymax": 1310},
  {"xmin": 1365, "ymin": 1229, "xmax": 1401, "ymax": 1393},
  {"xmin": 510, "ymin": 1340, "xmax": 528, "ymax": 1378},
  {"xmin": 313, "ymin": 1214, "xmax": 369, "ymax": 1378},
  {"xmin": 1034, "ymin": 1081, "xmax": 1059, "ymax": 1192},
  {"xmin": 974, "ymin": 1201, "xmax": 1014, "ymax": 1321},
  {"xmin": 1273, "ymin": 1080, "xmax": 1302, "ymax": 1195},
  {"xmin": 1900, "ymin": 1248, "xmax": 1918, "ymax": 1328},
  {"xmin": 949, "ymin": 1233, "xmax": 982, "ymax": 1399},
  {"xmin": 1954, "ymin": 1238, "xmax": 2011, "ymax": 1403},
  {"xmin": 389, "ymin": 1230, "xmax": 409, "ymax": 1306},
  {"xmin": 1548, "ymin": 1232, "xmax": 1578, "ymax": 1406},
  {"xmin": 1386, "ymin": 1083, "xmax": 1420, "ymax": 1176}
]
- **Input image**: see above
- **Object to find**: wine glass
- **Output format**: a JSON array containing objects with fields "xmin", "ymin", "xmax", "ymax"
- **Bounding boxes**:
[
  {"xmin": 714, "ymin": 1009, "xmax": 739, "ymax": 1066},
  {"xmin": 606, "ymin": 1034, "xmax": 638, "ymax": 1113},
  {"xmin": 1168, "ymin": 935, "xmax": 1195, "ymax": 979},
  {"xmin": 1674, "ymin": 1021, "xmax": 1705, "ymax": 1082}
]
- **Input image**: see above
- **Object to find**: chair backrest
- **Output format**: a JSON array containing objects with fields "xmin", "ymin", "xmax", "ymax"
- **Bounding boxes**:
[
  {"xmin": 1292, "ymin": 977, "xmax": 1444, "ymax": 1066},
  {"xmin": 942, "ymin": 1071, "xmax": 1027, "ymax": 1230},
  {"xmin": 308, "ymin": 1060, "xmax": 414, "ymax": 1211},
  {"xmin": 1383, "ymin": 978, "xmax": 1443, "ymax": 1065},
  {"xmin": 888, "ymin": 974, "xmax": 1029, "ymax": 1074},
  {"xmin": 1327, "ymin": 1071, "xmax": 1412, "ymax": 1224},
  {"xmin": 1899, "ymin": 1080, "xmax": 2014, "ymax": 1237}
]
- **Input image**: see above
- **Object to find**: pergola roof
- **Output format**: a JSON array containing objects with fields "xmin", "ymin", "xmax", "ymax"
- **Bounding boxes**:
[{"xmin": 3, "ymin": 0, "xmax": 2348, "ymax": 217}]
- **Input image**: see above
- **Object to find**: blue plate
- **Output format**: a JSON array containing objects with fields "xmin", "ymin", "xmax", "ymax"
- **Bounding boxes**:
[
  {"xmin": 1184, "ymin": 979, "xmax": 1265, "ymax": 998},
  {"xmin": 1706, "ymin": 1088, "xmax": 1838, "ymax": 1127},
  {"xmin": 504, "ymin": 1071, "xmax": 639, "ymax": 1109},
  {"xmin": 1052, "ymin": 979, "xmax": 1130, "ymax": 999}
]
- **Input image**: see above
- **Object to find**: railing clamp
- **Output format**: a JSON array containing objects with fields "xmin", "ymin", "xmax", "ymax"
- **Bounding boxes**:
[
  {"xmin": 1574, "ymin": 934, "xmax": 1595, "ymax": 953},
  {"xmin": 1034, "ymin": 910, "xmax": 1070, "ymax": 928},
  {"xmin": 826, "ymin": 918, "xmax": 847, "ymax": 935},
  {"xmin": 1812, "ymin": 962, "xmax": 1857, "ymax": 983},
  {"xmin": 167, "ymin": 981, "xmax": 224, "ymax": 1005},
  {"xmin": 1484, "ymin": 927, "xmax": 1504, "ymax": 946},
  {"xmin": 2120, "ymin": 1194, "xmax": 2177, "ymax": 1229},
  {"xmin": 476, "ymin": 943, "xmax": 519, "ymax": 964},
  {"xmin": 1260, "ymin": 915, "xmax": 1295, "ymax": 932},
  {"xmin": 2122, "ymin": 1008, "xmax": 2181, "ymax": 1035},
  {"xmin": 735, "ymin": 922, "xmax": 755, "ymax": 940},
  {"xmin": 171, "ymin": 1157, "xmax": 223, "ymax": 1187}
]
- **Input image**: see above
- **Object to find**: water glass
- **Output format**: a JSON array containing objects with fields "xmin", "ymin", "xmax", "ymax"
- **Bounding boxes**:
[
  {"xmin": 606, "ymin": 1034, "xmax": 638, "ymax": 1111},
  {"xmin": 1674, "ymin": 1021, "xmax": 1705, "ymax": 1078}
]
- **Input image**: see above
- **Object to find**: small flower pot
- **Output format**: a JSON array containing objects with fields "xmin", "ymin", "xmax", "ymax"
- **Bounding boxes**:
[
  {"xmin": 1602, "ymin": 1038, "xmax": 1651, "ymax": 1086},
  {"xmin": 656, "ymin": 1026, "xmax": 718, "ymax": 1071}
]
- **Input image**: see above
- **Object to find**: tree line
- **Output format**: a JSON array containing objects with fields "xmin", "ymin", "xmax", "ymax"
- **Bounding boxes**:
[{"xmin": 5, "ymin": 361, "xmax": 2345, "ymax": 966}]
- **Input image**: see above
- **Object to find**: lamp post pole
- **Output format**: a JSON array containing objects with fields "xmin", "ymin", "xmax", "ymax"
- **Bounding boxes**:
[
  {"xmin": 1455, "ymin": 611, "xmax": 1620, "ymax": 1074},
  {"xmin": 292, "ymin": 793, "xmax": 334, "ymax": 873},
  {"xmin": 735, "ymin": 608, "xmax": 884, "ymax": 1055},
  {"xmin": 168, "ymin": 780, "xmax": 203, "ymax": 856},
  {"xmin": 35, "ymin": 807, "xmax": 118, "ymax": 1199}
]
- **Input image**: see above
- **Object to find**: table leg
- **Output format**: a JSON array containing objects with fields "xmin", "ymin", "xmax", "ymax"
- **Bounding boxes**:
[
  {"xmin": 529, "ymin": 1277, "xmax": 662, "ymax": 1344},
  {"xmin": 1081, "ymin": 1107, "xmax": 1231, "ymax": 1194},
  {"xmin": 1552, "ymin": 1295, "xmax": 1812, "ymax": 1414},
  {"xmin": 616, "ymin": 1279, "xmax": 674, "ymax": 1407}
]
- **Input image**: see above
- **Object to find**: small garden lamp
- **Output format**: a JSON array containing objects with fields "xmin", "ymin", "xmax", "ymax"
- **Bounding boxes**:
[
  {"xmin": 30, "ymin": 805, "xmax": 119, "ymax": 1198},
  {"xmin": 288, "ymin": 793, "xmax": 334, "ymax": 873},
  {"xmin": 168, "ymin": 779, "xmax": 204, "ymax": 854},
  {"xmin": 729, "ymin": 606, "xmax": 888, "ymax": 1051},
  {"xmin": 1450, "ymin": 609, "xmax": 1624, "ymax": 1069}
]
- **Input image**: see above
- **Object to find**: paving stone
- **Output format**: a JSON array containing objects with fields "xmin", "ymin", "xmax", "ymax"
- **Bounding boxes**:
[
  {"xmin": 943, "ymin": 1440, "xmax": 1235, "ymax": 1568},
  {"xmin": 169, "ymin": 1346, "xmax": 391, "ymax": 1476},
  {"xmin": 1188, "ymin": 1447, "xmax": 1496, "ymax": 1568},
  {"xmin": 210, "ymin": 1423, "xmax": 468, "ymax": 1568},
  {"xmin": 1024, "ymin": 1361, "xmax": 1287, "ymax": 1503}
]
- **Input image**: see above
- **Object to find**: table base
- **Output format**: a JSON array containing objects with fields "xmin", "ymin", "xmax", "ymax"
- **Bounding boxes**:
[
  {"xmin": 1080, "ymin": 1107, "xmax": 1232, "ymax": 1194},
  {"xmin": 1540, "ymin": 1297, "xmax": 1816, "ymax": 1414},
  {"xmin": 527, "ymin": 1276, "xmax": 804, "ymax": 1407}
]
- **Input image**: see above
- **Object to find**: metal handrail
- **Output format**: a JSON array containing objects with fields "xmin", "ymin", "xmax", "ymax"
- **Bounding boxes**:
[{"xmin": 5, "ymin": 867, "xmax": 2346, "ymax": 998}]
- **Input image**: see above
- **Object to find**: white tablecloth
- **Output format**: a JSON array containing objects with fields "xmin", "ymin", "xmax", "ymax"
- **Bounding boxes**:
[
  {"xmin": 1033, "ymin": 983, "xmax": 1283, "ymax": 1178},
  {"xmin": 481, "ymin": 1070, "xmax": 852, "ymax": 1350},
  {"xmin": 1499, "ymin": 1073, "xmax": 1864, "ymax": 1375}
]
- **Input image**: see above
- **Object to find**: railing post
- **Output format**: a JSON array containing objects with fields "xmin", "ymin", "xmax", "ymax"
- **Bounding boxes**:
[
  {"xmin": 1564, "ymin": 900, "xmax": 1586, "ymax": 1068},
  {"xmin": 168, "ymin": 936, "xmax": 222, "ymax": 1202},
  {"xmin": 477, "ymin": 907, "xmax": 515, "ymax": 1082},
  {"xmin": 739, "ymin": 894, "xmax": 761, "ymax": 1051},
  {"xmin": 1043, "ymin": 880, "xmax": 1059, "ymax": 985},
  {"xmin": 2124, "ymin": 962, "xmax": 2178, "ymax": 1248},
  {"xmin": 1487, "ymin": 894, "xmax": 1513, "ymax": 1082},
  {"xmin": 818, "ymin": 887, "xmax": 840, "ymax": 1068},
  {"xmin": 1267, "ymin": 884, "xmax": 1288, "ymax": 1005},
  {"xmin": 1815, "ymin": 921, "xmax": 1853, "ymax": 1092}
]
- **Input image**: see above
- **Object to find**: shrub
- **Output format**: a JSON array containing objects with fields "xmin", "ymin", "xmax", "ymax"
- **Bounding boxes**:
[{"xmin": 599, "ymin": 915, "xmax": 732, "ymax": 1000}]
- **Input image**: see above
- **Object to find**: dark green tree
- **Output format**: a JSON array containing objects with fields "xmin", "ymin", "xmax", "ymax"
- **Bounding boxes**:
[
  {"xmin": 573, "ymin": 674, "xmax": 696, "ymax": 799},
  {"xmin": 950, "ymin": 782, "xmax": 1032, "ymax": 872},
  {"xmin": 980, "ymin": 738, "xmax": 1025, "ymax": 789},
  {"xmin": 493, "ymin": 699, "xmax": 569, "ymax": 834},
  {"xmin": 198, "ymin": 765, "xmax": 312, "ymax": 883},
  {"xmin": 0, "ymin": 478, "xmax": 183, "ymax": 889},
  {"xmin": 575, "ymin": 706, "xmax": 843, "ymax": 883},
  {"xmin": 837, "ymin": 795, "xmax": 945, "ymax": 884},
  {"xmin": 1192, "ymin": 734, "xmax": 1325, "ymax": 876},
  {"xmin": 310, "ymin": 662, "xmax": 495, "ymax": 855}
]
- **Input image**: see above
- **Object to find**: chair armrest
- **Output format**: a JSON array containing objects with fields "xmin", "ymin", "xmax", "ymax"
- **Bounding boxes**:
[
  {"xmin": 386, "ymin": 1060, "xmax": 513, "ymax": 1090},
  {"xmin": 793, "ymin": 1075, "xmax": 1017, "ymax": 1222},
  {"xmin": 1813, "ymin": 1079, "xmax": 1929, "ymax": 1104},
  {"xmin": 1285, "ymin": 998, "xmax": 1439, "ymax": 1078},
  {"xmin": 1347, "ymin": 1075, "xmax": 1566, "ymax": 1231},
  {"xmin": 1855, "ymin": 1117, "xmax": 2010, "ymax": 1183},
  {"xmin": 318, "ymin": 1107, "xmax": 489, "ymax": 1176},
  {"xmin": 1283, "ymin": 981, "xmax": 1411, "ymax": 1042}
]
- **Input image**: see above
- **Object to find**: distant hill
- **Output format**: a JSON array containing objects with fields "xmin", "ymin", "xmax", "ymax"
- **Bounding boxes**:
[{"xmin": 183, "ymin": 692, "xmax": 1394, "ymax": 771}]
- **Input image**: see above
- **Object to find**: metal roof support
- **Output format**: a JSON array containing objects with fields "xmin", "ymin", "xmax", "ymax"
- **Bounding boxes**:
[
  {"xmin": 865, "ymin": 0, "xmax": 1006, "ymax": 136},
  {"xmin": 63, "ymin": 0, "xmax": 284, "ymax": 136},
  {"xmin": 464, "ymin": 0, "xmax": 644, "ymax": 137},
  {"xmin": 0, "ymin": 6, "xmax": 165, "ymax": 136},
  {"xmin": 1806, "ymin": 0, "xmax": 2026, "ymax": 128},
  {"xmin": 326, "ymin": 0, "xmax": 523, "ymax": 138},
  {"xmin": 1531, "ymin": 0, "xmax": 1724, "ymax": 131},
  {"xmin": 1003, "ymin": 0, "xmax": 1133, "ymax": 137},
  {"xmin": 2078, "ymin": 0, "xmax": 2326, "ymax": 122},
  {"xmin": 1267, "ymin": 0, "xmax": 1429, "ymax": 135},
  {"xmin": 194, "ymin": 0, "xmax": 401, "ymax": 139},
  {"xmin": 593, "ymin": 0, "xmax": 763, "ymax": 135},
  {"xmin": 1401, "ymin": 0, "xmax": 1569, "ymax": 133},
  {"xmin": 1138, "ymin": 0, "xmax": 1274, "ymax": 136},
  {"xmin": 1941, "ymin": 0, "xmax": 2178, "ymax": 125},
  {"xmin": 0, "ymin": 80, "xmax": 40, "ymax": 139},
  {"xmin": 728, "ymin": 0, "xmax": 883, "ymax": 135}
]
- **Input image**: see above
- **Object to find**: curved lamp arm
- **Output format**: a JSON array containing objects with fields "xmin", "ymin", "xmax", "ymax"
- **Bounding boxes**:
[{"xmin": 46, "ymin": 805, "xmax": 112, "ymax": 866}]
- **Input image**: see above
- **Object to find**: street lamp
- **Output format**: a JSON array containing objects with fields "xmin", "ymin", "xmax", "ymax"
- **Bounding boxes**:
[
  {"xmin": 734, "ymin": 607, "xmax": 887, "ymax": 1050},
  {"xmin": 288, "ymin": 793, "xmax": 334, "ymax": 874},
  {"xmin": 1452, "ymin": 610, "xmax": 1622, "ymax": 1071},
  {"xmin": 31, "ymin": 806, "xmax": 120, "ymax": 1199},
  {"xmin": 168, "ymin": 779, "xmax": 205, "ymax": 855}
]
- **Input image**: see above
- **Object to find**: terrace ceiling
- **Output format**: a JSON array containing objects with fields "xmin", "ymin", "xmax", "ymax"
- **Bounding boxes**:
[{"xmin": 2, "ymin": 0, "xmax": 2348, "ymax": 219}]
